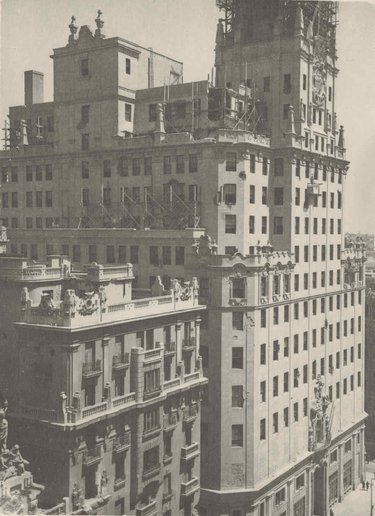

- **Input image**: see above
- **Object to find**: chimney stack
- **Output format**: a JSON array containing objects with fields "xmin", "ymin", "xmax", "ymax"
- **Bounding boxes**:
[{"xmin": 24, "ymin": 70, "xmax": 44, "ymax": 106}]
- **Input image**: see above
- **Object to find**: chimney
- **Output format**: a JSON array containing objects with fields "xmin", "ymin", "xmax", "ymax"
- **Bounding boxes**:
[{"xmin": 24, "ymin": 70, "xmax": 44, "ymax": 106}]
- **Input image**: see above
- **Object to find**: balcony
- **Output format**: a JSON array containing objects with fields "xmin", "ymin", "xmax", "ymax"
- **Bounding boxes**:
[
  {"xmin": 164, "ymin": 341, "xmax": 176, "ymax": 356},
  {"xmin": 136, "ymin": 500, "xmax": 157, "ymax": 516},
  {"xmin": 163, "ymin": 411, "xmax": 178, "ymax": 431},
  {"xmin": 143, "ymin": 385, "xmax": 162, "ymax": 401},
  {"xmin": 182, "ymin": 337, "xmax": 196, "ymax": 353},
  {"xmin": 142, "ymin": 463, "xmax": 161, "ymax": 481},
  {"xmin": 112, "ymin": 353, "xmax": 130, "ymax": 371},
  {"xmin": 83, "ymin": 445, "xmax": 102, "ymax": 467},
  {"xmin": 114, "ymin": 477, "xmax": 126, "ymax": 491},
  {"xmin": 113, "ymin": 431, "xmax": 131, "ymax": 454},
  {"xmin": 183, "ymin": 403, "xmax": 198, "ymax": 425},
  {"xmin": 82, "ymin": 360, "xmax": 102, "ymax": 379},
  {"xmin": 181, "ymin": 442, "xmax": 200, "ymax": 462},
  {"xmin": 163, "ymin": 490, "xmax": 174, "ymax": 504},
  {"xmin": 180, "ymin": 477, "xmax": 200, "ymax": 498},
  {"xmin": 143, "ymin": 347, "xmax": 162, "ymax": 363}
]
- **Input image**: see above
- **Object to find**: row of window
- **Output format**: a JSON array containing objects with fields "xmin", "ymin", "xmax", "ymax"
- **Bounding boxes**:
[
  {"xmin": 225, "ymin": 152, "xmax": 267, "ymax": 174},
  {"xmin": 224, "ymin": 214, "xmax": 342, "ymax": 236},
  {"xmin": 1, "ymin": 191, "xmax": 53, "ymax": 209},
  {"xmin": 1, "ymin": 164, "xmax": 53, "ymax": 184},
  {"xmin": 257, "ymin": 363, "xmax": 361, "ymax": 403},
  {"xmin": 80, "ymin": 56, "xmax": 131, "ymax": 78},
  {"xmin": 232, "ymin": 338, "xmax": 361, "ymax": 371},
  {"xmin": 295, "ymin": 218, "xmax": 342, "ymax": 237}
]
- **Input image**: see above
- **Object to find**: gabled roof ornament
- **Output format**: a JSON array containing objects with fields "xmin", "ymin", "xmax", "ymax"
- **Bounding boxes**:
[
  {"xmin": 95, "ymin": 9, "xmax": 105, "ymax": 38},
  {"xmin": 68, "ymin": 15, "xmax": 78, "ymax": 43}
]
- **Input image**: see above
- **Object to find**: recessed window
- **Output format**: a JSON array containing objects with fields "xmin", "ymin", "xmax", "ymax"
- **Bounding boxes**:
[
  {"xmin": 232, "ymin": 424, "xmax": 243, "ymax": 447},
  {"xmin": 232, "ymin": 347, "xmax": 243, "ymax": 369},
  {"xmin": 125, "ymin": 104, "xmax": 132, "ymax": 122},
  {"xmin": 80, "ymin": 58, "xmax": 89, "ymax": 77},
  {"xmin": 125, "ymin": 58, "xmax": 131, "ymax": 75}
]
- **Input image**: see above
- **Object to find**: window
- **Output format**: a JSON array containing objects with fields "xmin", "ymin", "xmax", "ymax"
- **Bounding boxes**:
[
  {"xmin": 82, "ymin": 133, "xmax": 89, "ymax": 150},
  {"xmin": 81, "ymin": 105, "xmax": 90, "ymax": 124},
  {"xmin": 303, "ymin": 74, "xmax": 307, "ymax": 90},
  {"xmin": 232, "ymin": 386, "xmax": 244, "ymax": 408},
  {"xmin": 273, "ymin": 413, "xmax": 279, "ymax": 433},
  {"xmin": 125, "ymin": 57, "xmax": 131, "ymax": 74},
  {"xmin": 274, "ymin": 187, "xmax": 284, "ymax": 205},
  {"xmin": 45, "ymin": 164, "xmax": 52, "ymax": 180},
  {"xmin": 260, "ymin": 309, "xmax": 266, "ymax": 328},
  {"xmin": 130, "ymin": 246, "xmax": 139, "ymax": 264},
  {"xmin": 284, "ymin": 407, "xmax": 289, "ymax": 427},
  {"xmin": 260, "ymin": 343, "xmax": 267, "ymax": 365},
  {"xmin": 271, "ymin": 340, "xmax": 279, "ymax": 361},
  {"xmin": 143, "ymin": 446, "xmax": 159, "ymax": 473},
  {"xmin": 132, "ymin": 158, "xmax": 141, "ymax": 176},
  {"xmin": 189, "ymin": 154, "xmax": 198, "ymax": 173},
  {"xmin": 284, "ymin": 337, "xmax": 289, "ymax": 357},
  {"xmin": 81, "ymin": 161, "xmax": 89, "ymax": 179},
  {"xmin": 125, "ymin": 104, "xmax": 132, "ymax": 122},
  {"xmin": 163, "ymin": 156, "xmax": 172, "ymax": 175},
  {"xmin": 260, "ymin": 419, "xmax": 266, "ymax": 440},
  {"xmin": 272, "ymin": 376, "xmax": 279, "ymax": 399},
  {"xmin": 232, "ymin": 425, "xmax": 243, "ymax": 447},
  {"xmin": 45, "ymin": 191, "xmax": 52, "ymax": 207},
  {"xmin": 274, "ymin": 158, "xmax": 284, "ymax": 176},
  {"xmin": 25, "ymin": 191, "xmax": 32, "ymax": 208},
  {"xmin": 293, "ymin": 402, "xmax": 299, "ymax": 422},
  {"xmin": 81, "ymin": 188, "xmax": 89, "ymax": 206},
  {"xmin": 225, "ymin": 214, "xmax": 236, "ymax": 234},
  {"xmin": 263, "ymin": 76, "xmax": 270, "ymax": 92},
  {"xmin": 232, "ymin": 348, "xmax": 243, "ymax": 369},
  {"xmin": 249, "ymin": 216, "xmax": 255, "ymax": 234},
  {"xmin": 26, "ymin": 166, "xmax": 32, "ymax": 181},
  {"xmin": 275, "ymin": 487, "xmax": 286, "ymax": 507},
  {"xmin": 261, "ymin": 216, "xmax": 267, "ymax": 234},
  {"xmin": 144, "ymin": 369, "xmax": 160, "ymax": 394},
  {"xmin": 262, "ymin": 157, "xmax": 268, "ymax": 175},
  {"xmin": 273, "ymin": 216, "xmax": 283, "ymax": 235},
  {"xmin": 260, "ymin": 380, "xmax": 267, "ymax": 403},
  {"xmin": 149, "ymin": 104, "xmax": 157, "ymax": 122},
  {"xmin": 35, "ymin": 191, "xmax": 42, "ymax": 207},
  {"xmin": 225, "ymin": 152, "xmax": 237, "ymax": 171},
  {"xmin": 284, "ymin": 372, "xmax": 289, "ymax": 392},
  {"xmin": 144, "ymin": 408, "xmax": 160, "ymax": 433},
  {"xmin": 283, "ymin": 73, "xmax": 291, "ymax": 94},
  {"xmin": 175, "ymin": 246, "xmax": 185, "ymax": 266},
  {"xmin": 81, "ymin": 58, "xmax": 89, "ymax": 76},
  {"xmin": 296, "ymin": 473, "xmax": 305, "ymax": 491}
]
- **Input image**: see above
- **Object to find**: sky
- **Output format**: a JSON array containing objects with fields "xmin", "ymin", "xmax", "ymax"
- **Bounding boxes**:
[{"xmin": 0, "ymin": 0, "xmax": 374, "ymax": 234}]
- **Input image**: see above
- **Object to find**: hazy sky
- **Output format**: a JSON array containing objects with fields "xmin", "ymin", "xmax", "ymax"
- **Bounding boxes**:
[{"xmin": 0, "ymin": 0, "xmax": 374, "ymax": 234}]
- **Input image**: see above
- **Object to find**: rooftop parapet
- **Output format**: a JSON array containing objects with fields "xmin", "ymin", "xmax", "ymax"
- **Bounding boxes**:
[
  {"xmin": 18, "ymin": 277, "xmax": 201, "ymax": 329},
  {"xmin": 216, "ymin": 128, "xmax": 270, "ymax": 147},
  {"xmin": 83, "ymin": 262, "xmax": 134, "ymax": 282},
  {"xmin": 0, "ymin": 255, "xmax": 71, "ymax": 282},
  {"xmin": 207, "ymin": 249, "xmax": 294, "ymax": 271}
]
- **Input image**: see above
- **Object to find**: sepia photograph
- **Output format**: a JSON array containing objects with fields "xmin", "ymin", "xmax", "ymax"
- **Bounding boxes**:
[{"xmin": 0, "ymin": 0, "xmax": 375, "ymax": 514}]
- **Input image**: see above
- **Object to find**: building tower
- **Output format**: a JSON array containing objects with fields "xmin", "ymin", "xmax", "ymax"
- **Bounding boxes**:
[{"xmin": 197, "ymin": 2, "xmax": 367, "ymax": 516}]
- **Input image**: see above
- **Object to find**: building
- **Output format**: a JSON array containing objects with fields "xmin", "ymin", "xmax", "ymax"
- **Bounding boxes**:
[
  {"xmin": 0, "ymin": 253, "xmax": 206, "ymax": 515},
  {"xmin": 365, "ymin": 263, "xmax": 375, "ymax": 459},
  {"xmin": 0, "ymin": 2, "xmax": 367, "ymax": 516},
  {"xmin": 0, "ymin": 400, "xmax": 45, "ymax": 515}
]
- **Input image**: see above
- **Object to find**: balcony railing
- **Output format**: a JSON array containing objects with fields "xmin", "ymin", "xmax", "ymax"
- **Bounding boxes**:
[
  {"xmin": 143, "ymin": 385, "xmax": 162, "ymax": 401},
  {"xmin": 183, "ymin": 403, "xmax": 199, "ymax": 425},
  {"xmin": 113, "ymin": 432, "xmax": 131, "ymax": 454},
  {"xmin": 114, "ymin": 477, "xmax": 126, "ymax": 491},
  {"xmin": 143, "ymin": 348, "xmax": 162, "ymax": 362},
  {"xmin": 136, "ymin": 499, "xmax": 157, "ymax": 516},
  {"xmin": 81, "ymin": 401, "xmax": 107, "ymax": 419},
  {"xmin": 164, "ymin": 341, "xmax": 176, "ymax": 355},
  {"xmin": 181, "ymin": 442, "xmax": 200, "ymax": 461},
  {"xmin": 142, "ymin": 463, "xmax": 161, "ymax": 480},
  {"xmin": 83, "ymin": 445, "xmax": 102, "ymax": 467},
  {"xmin": 112, "ymin": 392, "xmax": 136, "ymax": 408},
  {"xmin": 112, "ymin": 353, "xmax": 130, "ymax": 371},
  {"xmin": 180, "ymin": 477, "xmax": 200, "ymax": 498},
  {"xmin": 82, "ymin": 360, "xmax": 102, "ymax": 378},
  {"xmin": 182, "ymin": 337, "xmax": 196, "ymax": 352}
]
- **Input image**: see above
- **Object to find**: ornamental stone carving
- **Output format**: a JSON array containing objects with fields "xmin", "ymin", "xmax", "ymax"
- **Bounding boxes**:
[
  {"xmin": 192, "ymin": 234, "xmax": 218, "ymax": 258},
  {"xmin": 63, "ymin": 289, "xmax": 77, "ymax": 316}
]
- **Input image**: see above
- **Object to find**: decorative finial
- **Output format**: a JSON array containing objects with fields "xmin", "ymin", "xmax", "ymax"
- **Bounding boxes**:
[
  {"xmin": 95, "ymin": 9, "xmax": 105, "ymax": 38},
  {"xmin": 338, "ymin": 125, "xmax": 345, "ymax": 149},
  {"xmin": 68, "ymin": 15, "xmax": 78, "ymax": 43}
]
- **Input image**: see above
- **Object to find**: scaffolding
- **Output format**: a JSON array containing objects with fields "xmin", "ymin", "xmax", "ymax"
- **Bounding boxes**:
[
  {"xmin": 216, "ymin": 0, "xmax": 236, "ymax": 38},
  {"xmin": 70, "ymin": 185, "xmax": 201, "ymax": 230}
]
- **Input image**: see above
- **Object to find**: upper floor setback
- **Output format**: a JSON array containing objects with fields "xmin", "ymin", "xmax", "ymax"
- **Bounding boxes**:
[{"xmin": 18, "ymin": 280, "xmax": 200, "ymax": 330}]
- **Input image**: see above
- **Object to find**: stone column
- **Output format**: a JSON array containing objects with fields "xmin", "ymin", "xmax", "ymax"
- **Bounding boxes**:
[
  {"xmin": 338, "ymin": 443, "xmax": 344, "ymax": 502},
  {"xmin": 176, "ymin": 322, "xmax": 183, "ymax": 364}
]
